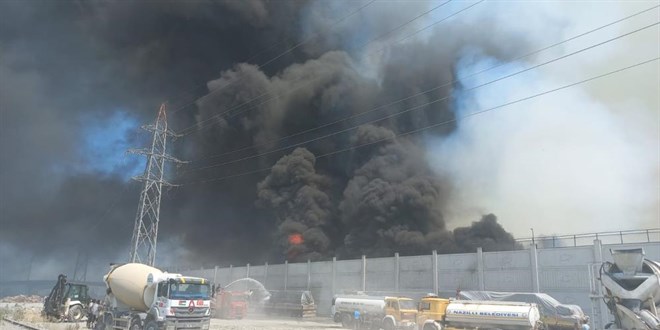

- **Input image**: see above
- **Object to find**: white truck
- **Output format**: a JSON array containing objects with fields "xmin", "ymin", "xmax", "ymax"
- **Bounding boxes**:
[
  {"xmin": 98, "ymin": 263, "xmax": 211, "ymax": 330},
  {"xmin": 331, "ymin": 294, "xmax": 417, "ymax": 329}
]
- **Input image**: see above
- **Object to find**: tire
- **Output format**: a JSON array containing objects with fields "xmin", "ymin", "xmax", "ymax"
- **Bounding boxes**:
[
  {"xmin": 68, "ymin": 305, "xmax": 84, "ymax": 321},
  {"xmin": 102, "ymin": 313, "xmax": 114, "ymax": 330},
  {"xmin": 143, "ymin": 320, "xmax": 159, "ymax": 330},
  {"xmin": 334, "ymin": 313, "xmax": 341, "ymax": 323},
  {"xmin": 129, "ymin": 317, "xmax": 143, "ymax": 330},
  {"xmin": 423, "ymin": 323, "xmax": 439, "ymax": 330},
  {"xmin": 341, "ymin": 313, "xmax": 353, "ymax": 328},
  {"xmin": 383, "ymin": 319, "xmax": 395, "ymax": 330}
]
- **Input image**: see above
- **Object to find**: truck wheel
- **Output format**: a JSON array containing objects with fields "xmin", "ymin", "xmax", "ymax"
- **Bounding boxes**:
[
  {"xmin": 143, "ymin": 320, "xmax": 158, "ymax": 330},
  {"xmin": 102, "ymin": 313, "xmax": 114, "ymax": 330},
  {"xmin": 129, "ymin": 317, "xmax": 143, "ymax": 330},
  {"xmin": 341, "ymin": 313, "xmax": 353, "ymax": 328},
  {"xmin": 383, "ymin": 319, "xmax": 395, "ymax": 330},
  {"xmin": 423, "ymin": 324, "xmax": 439, "ymax": 330},
  {"xmin": 68, "ymin": 305, "xmax": 84, "ymax": 321}
]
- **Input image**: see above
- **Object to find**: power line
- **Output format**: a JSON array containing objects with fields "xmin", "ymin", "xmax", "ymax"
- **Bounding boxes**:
[
  {"xmin": 179, "ymin": 57, "xmax": 659, "ymax": 185},
  {"xmin": 258, "ymin": 0, "xmax": 379, "ymax": 69},
  {"xmin": 351, "ymin": 0, "xmax": 453, "ymax": 49},
  {"xmin": 179, "ymin": 21, "xmax": 659, "ymax": 174},
  {"xmin": 179, "ymin": 0, "xmax": 474, "ymax": 136},
  {"xmin": 169, "ymin": 0, "xmax": 378, "ymax": 116},
  {"xmin": 185, "ymin": 4, "xmax": 659, "ymax": 163},
  {"xmin": 175, "ymin": 0, "xmax": 461, "ymax": 134},
  {"xmin": 371, "ymin": 0, "xmax": 484, "ymax": 56}
]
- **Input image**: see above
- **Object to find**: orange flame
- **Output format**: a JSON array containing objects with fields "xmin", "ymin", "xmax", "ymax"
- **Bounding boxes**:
[{"xmin": 288, "ymin": 233, "xmax": 304, "ymax": 245}]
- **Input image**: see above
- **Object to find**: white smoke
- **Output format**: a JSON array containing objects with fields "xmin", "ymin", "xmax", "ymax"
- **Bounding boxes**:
[{"xmin": 427, "ymin": 1, "xmax": 659, "ymax": 238}]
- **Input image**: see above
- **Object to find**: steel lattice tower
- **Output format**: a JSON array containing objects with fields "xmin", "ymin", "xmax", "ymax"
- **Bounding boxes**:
[
  {"xmin": 128, "ymin": 103, "xmax": 184, "ymax": 266},
  {"xmin": 72, "ymin": 251, "xmax": 88, "ymax": 282}
]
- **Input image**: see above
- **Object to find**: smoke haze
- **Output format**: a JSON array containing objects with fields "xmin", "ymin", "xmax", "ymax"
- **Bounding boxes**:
[{"xmin": 0, "ymin": 1, "xmax": 656, "ymax": 281}]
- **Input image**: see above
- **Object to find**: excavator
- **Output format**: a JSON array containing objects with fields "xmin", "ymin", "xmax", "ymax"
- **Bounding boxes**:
[
  {"xmin": 42, "ymin": 274, "xmax": 91, "ymax": 322},
  {"xmin": 599, "ymin": 248, "xmax": 660, "ymax": 329}
]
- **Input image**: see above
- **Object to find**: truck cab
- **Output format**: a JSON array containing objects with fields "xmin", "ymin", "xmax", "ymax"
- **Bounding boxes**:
[
  {"xmin": 212, "ymin": 290, "xmax": 248, "ymax": 319},
  {"xmin": 417, "ymin": 296, "xmax": 449, "ymax": 330},
  {"xmin": 152, "ymin": 276, "xmax": 211, "ymax": 329},
  {"xmin": 384, "ymin": 297, "xmax": 418, "ymax": 329}
]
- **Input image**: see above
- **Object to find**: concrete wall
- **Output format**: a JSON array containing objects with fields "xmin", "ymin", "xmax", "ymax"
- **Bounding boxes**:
[{"xmin": 182, "ymin": 240, "xmax": 660, "ymax": 328}]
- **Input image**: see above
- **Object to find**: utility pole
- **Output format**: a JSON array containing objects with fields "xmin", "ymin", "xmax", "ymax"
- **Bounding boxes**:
[{"xmin": 128, "ymin": 103, "xmax": 185, "ymax": 266}]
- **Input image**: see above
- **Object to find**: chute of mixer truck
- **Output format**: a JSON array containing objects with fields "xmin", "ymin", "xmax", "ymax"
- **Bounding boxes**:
[{"xmin": 99, "ymin": 263, "xmax": 211, "ymax": 330}]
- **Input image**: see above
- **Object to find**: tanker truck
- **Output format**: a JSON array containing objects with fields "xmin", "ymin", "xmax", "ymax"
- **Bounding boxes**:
[
  {"xmin": 417, "ymin": 295, "xmax": 543, "ymax": 330},
  {"xmin": 98, "ymin": 263, "xmax": 211, "ymax": 330},
  {"xmin": 331, "ymin": 294, "xmax": 417, "ymax": 329}
]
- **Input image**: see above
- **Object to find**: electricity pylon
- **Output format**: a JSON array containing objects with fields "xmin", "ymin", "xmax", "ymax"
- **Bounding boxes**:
[
  {"xmin": 72, "ymin": 251, "xmax": 88, "ymax": 282},
  {"xmin": 128, "ymin": 103, "xmax": 185, "ymax": 266}
]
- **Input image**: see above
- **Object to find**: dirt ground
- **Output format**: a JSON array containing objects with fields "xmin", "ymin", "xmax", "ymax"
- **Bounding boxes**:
[
  {"xmin": 209, "ymin": 316, "xmax": 341, "ymax": 329},
  {"xmin": 0, "ymin": 320, "xmax": 30, "ymax": 330},
  {"xmin": 1, "ymin": 302, "xmax": 341, "ymax": 330},
  {"xmin": 0, "ymin": 318, "xmax": 340, "ymax": 330}
]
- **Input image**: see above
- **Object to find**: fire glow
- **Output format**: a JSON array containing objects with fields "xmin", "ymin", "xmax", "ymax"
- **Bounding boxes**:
[{"xmin": 288, "ymin": 233, "xmax": 303, "ymax": 245}]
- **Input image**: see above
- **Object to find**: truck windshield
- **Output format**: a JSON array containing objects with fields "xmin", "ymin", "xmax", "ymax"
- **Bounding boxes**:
[
  {"xmin": 169, "ymin": 282, "xmax": 210, "ymax": 300},
  {"xmin": 399, "ymin": 300, "xmax": 416, "ymax": 310}
]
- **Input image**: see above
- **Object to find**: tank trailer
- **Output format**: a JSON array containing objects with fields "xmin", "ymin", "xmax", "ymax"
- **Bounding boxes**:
[{"xmin": 417, "ymin": 295, "xmax": 543, "ymax": 330}]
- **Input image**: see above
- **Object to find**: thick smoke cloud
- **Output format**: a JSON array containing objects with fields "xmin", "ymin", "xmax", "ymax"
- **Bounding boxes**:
[
  {"xmin": 184, "ymin": 1, "xmax": 535, "ymax": 261},
  {"xmin": 256, "ymin": 148, "xmax": 334, "ymax": 261},
  {"xmin": 9, "ymin": 0, "xmax": 651, "ymax": 281},
  {"xmin": 338, "ymin": 125, "xmax": 447, "ymax": 257},
  {"xmin": 0, "ymin": 0, "xmax": 313, "ymax": 278}
]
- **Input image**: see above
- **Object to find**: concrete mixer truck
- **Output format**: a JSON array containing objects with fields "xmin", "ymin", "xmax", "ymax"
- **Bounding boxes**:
[
  {"xmin": 598, "ymin": 248, "xmax": 660, "ymax": 329},
  {"xmin": 98, "ymin": 263, "xmax": 211, "ymax": 330},
  {"xmin": 417, "ymin": 295, "xmax": 543, "ymax": 330},
  {"xmin": 331, "ymin": 295, "xmax": 418, "ymax": 329}
]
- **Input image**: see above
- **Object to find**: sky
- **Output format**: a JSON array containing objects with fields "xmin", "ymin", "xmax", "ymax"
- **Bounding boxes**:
[
  {"xmin": 0, "ymin": 0, "xmax": 657, "ymax": 281},
  {"xmin": 427, "ymin": 1, "xmax": 659, "ymax": 238}
]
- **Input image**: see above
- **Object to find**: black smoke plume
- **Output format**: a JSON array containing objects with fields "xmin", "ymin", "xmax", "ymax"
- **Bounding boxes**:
[{"xmin": 0, "ymin": 0, "xmax": 531, "ymax": 280}]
